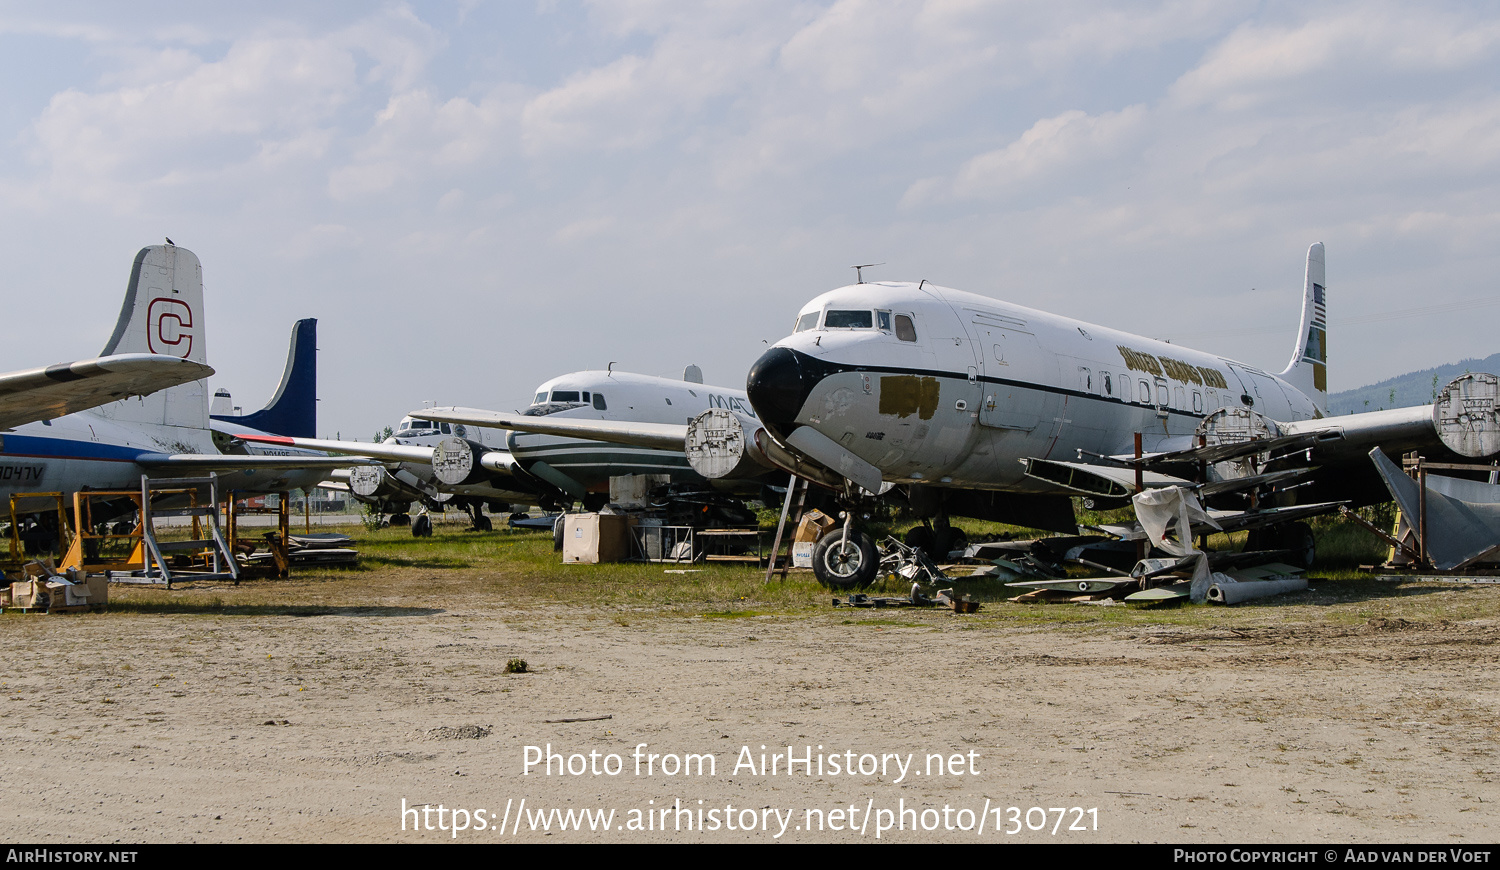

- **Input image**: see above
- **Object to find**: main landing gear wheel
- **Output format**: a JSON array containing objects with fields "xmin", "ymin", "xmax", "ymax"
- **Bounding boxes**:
[
  {"xmin": 812, "ymin": 530, "xmax": 878, "ymax": 590},
  {"xmin": 1280, "ymin": 521, "xmax": 1316, "ymax": 570}
]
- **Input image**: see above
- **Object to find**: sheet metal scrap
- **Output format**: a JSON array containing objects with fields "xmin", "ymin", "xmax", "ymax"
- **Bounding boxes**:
[
  {"xmin": 876, "ymin": 536, "xmax": 948, "ymax": 586},
  {"xmin": 1370, "ymin": 447, "xmax": 1500, "ymax": 570}
]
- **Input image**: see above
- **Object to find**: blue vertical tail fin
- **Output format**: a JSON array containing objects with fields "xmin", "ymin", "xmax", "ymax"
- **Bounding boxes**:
[{"xmin": 218, "ymin": 318, "xmax": 317, "ymax": 438}]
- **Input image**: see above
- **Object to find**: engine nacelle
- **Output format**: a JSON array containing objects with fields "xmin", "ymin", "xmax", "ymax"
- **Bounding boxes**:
[
  {"xmin": 433, "ymin": 437, "xmax": 520, "ymax": 486},
  {"xmin": 1434, "ymin": 372, "xmax": 1500, "ymax": 458},
  {"xmin": 685, "ymin": 409, "xmax": 775, "ymax": 480},
  {"xmin": 348, "ymin": 465, "xmax": 448, "ymax": 503}
]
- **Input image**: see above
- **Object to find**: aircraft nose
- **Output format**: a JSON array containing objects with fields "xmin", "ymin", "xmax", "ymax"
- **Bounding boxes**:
[{"xmin": 747, "ymin": 346, "xmax": 812, "ymax": 441}]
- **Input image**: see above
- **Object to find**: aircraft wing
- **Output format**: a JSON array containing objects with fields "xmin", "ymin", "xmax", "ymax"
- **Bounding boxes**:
[
  {"xmin": 134, "ymin": 454, "xmax": 377, "ymax": 471},
  {"xmin": 1277, "ymin": 405, "xmax": 1440, "ymax": 462},
  {"xmin": 0, "ymin": 354, "xmax": 214, "ymax": 430},
  {"xmin": 235, "ymin": 434, "xmax": 437, "ymax": 464},
  {"xmin": 423, "ymin": 406, "xmax": 690, "ymax": 452}
]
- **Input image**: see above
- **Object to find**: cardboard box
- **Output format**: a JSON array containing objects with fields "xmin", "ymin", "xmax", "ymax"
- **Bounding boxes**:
[
  {"xmin": 10, "ymin": 580, "xmax": 43, "ymax": 609},
  {"xmin": 562, "ymin": 513, "xmax": 632, "ymax": 564},
  {"xmin": 793, "ymin": 510, "xmax": 837, "ymax": 545},
  {"xmin": 792, "ymin": 541, "xmax": 817, "ymax": 568},
  {"xmin": 8, "ymin": 575, "xmax": 107, "ymax": 610}
]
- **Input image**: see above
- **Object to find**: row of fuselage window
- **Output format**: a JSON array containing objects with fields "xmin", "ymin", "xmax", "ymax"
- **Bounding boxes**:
[{"xmin": 1080, "ymin": 367, "xmax": 1223, "ymax": 413}]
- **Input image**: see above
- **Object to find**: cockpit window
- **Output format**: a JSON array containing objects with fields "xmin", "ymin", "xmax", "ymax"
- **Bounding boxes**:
[
  {"xmin": 894, "ymin": 314, "xmax": 917, "ymax": 342},
  {"xmin": 825, "ymin": 310, "xmax": 873, "ymax": 329},
  {"xmin": 593, "ymin": 394, "xmax": 607, "ymax": 410},
  {"xmin": 551, "ymin": 390, "xmax": 581, "ymax": 403},
  {"xmin": 876, "ymin": 310, "xmax": 892, "ymax": 331},
  {"xmin": 794, "ymin": 311, "xmax": 819, "ymax": 333},
  {"xmin": 533, "ymin": 392, "xmax": 547, "ymax": 405},
  {"xmin": 405, "ymin": 419, "xmax": 434, "ymax": 430},
  {"xmin": 440, "ymin": 422, "xmax": 451, "ymax": 434}
]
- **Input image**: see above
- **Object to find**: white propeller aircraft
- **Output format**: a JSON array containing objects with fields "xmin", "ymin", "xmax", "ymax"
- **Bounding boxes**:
[
  {"xmin": 0, "ymin": 244, "xmax": 368, "ymax": 527},
  {"xmin": 740, "ymin": 243, "xmax": 1500, "ymax": 585},
  {"xmin": 241, "ymin": 367, "xmax": 780, "ymax": 524}
]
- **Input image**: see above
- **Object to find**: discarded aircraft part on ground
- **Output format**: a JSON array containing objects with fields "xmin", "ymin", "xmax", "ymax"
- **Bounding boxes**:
[
  {"xmin": 934, "ymin": 589, "xmax": 980, "ymax": 613},
  {"xmin": 875, "ymin": 535, "xmax": 947, "ymax": 586},
  {"xmin": 1206, "ymin": 574, "xmax": 1308, "ymax": 605},
  {"xmin": 1004, "ymin": 577, "xmax": 1131, "ymax": 594},
  {"xmin": 1124, "ymin": 582, "xmax": 1191, "ymax": 604},
  {"xmin": 1370, "ymin": 447, "xmax": 1500, "ymax": 570},
  {"xmin": 1433, "ymin": 373, "xmax": 1500, "ymax": 458}
]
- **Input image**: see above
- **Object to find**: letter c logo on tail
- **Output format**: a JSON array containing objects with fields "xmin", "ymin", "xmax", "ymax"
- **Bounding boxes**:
[{"xmin": 147, "ymin": 297, "xmax": 194, "ymax": 358}]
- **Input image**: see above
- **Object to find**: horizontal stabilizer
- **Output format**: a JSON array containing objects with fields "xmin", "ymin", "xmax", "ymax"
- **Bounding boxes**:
[{"xmin": 0, "ymin": 354, "xmax": 213, "ymax": 430}]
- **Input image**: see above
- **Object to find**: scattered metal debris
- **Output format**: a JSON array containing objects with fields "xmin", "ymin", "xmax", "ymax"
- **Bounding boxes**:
[{"xmin": 426, "ymin": 725, "xmax": 492, "ymax": 740}]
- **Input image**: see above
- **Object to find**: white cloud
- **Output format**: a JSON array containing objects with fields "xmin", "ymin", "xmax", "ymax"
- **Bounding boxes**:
[{"xmin": 1173, "ymin": 8, "xmax": 1500, "ymax": 110}]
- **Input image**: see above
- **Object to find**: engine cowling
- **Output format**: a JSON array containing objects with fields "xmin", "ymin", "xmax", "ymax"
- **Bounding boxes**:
[
  {"xmin": 433, "ymin": 437, "xmax": 521, "ymax": 486},
  {"xmin": 685, "ymin": 409, "xmax": 775, "ymax": 480},
  {"xmin": 1434, "ymin": 372, "xmax": 1500, "ymax": 458}
]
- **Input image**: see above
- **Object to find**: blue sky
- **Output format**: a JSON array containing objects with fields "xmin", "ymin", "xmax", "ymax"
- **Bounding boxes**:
[{"xmin": 3, "ymin": 1, "xmax": 1498, "ymax": 438}]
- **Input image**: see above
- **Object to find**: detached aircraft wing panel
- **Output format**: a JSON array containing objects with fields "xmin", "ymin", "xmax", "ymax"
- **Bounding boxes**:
[
  {"xmin": 0, "ymin": 354, "xmax": 213, "ymax": 431},
  {"xmin": 423, "ymin": 406, "xmax": 690, "ymax": 452}
]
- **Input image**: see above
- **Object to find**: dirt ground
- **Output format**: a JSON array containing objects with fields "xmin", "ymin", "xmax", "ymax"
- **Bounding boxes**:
[{"xmin": 3, "ymin": 572, "xmax": 1497, "ymax": 843}]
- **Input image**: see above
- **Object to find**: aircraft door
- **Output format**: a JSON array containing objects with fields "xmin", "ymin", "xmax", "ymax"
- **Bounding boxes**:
[{"xmin": 977, "ymin": 327, "xmax": 1048, "ymax": 430}]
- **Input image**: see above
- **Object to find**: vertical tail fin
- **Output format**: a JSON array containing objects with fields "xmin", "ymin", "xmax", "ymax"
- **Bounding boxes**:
[
  {"xmin": 90, "ymin": 244, "xmax": 210, "ymax": 431},
  {"xmin": 219, "ymin": 319, "xmax": 317, "ymax": 438},
  {"xmin": 1278, "ymin": 242, "xmax": 1327, "ymax": 415}
]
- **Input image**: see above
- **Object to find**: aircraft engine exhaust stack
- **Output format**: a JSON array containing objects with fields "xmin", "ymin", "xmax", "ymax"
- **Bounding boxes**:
[{"xmin": 1433, "ymin": 373, "xmax": 1500, "ymax": 458}]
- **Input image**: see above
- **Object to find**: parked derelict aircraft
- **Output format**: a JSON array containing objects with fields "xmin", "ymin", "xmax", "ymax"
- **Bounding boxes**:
[
  {"xmin": 741, "ymin": 243, "xmax": 1500, "ymax": 585},
  {"xmin": 242, "ymin": 367, "xmax": 776, "ymax": 523},
  {"xmin": 0, "ymin": 244, "xmax": 364, "ymax": 521}
]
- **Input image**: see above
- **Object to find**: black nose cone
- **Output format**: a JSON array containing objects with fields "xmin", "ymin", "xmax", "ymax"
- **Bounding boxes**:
[{"xmin": 747, "ymin": 346, "xmax": 812, "ymax": 441}]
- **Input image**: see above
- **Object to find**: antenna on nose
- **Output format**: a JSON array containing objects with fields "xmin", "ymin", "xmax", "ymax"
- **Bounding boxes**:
[{"xmin": 852, "ymin": 263, "xmax": 884, "ymax": 284}]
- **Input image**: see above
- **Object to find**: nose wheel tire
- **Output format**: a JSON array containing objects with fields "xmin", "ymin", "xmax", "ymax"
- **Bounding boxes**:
[{"xmin": 812, "ymin": 530, "xmax": 878, "ymax": 590}]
